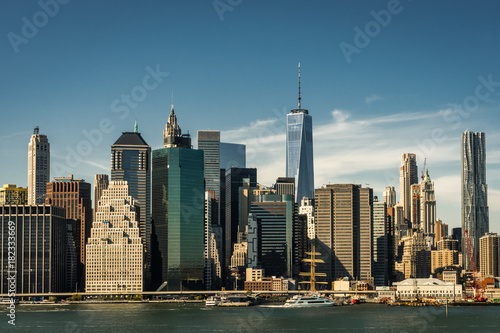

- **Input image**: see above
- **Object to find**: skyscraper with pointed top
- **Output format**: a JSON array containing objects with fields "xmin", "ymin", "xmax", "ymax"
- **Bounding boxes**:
[
  {"xmin": 28, "ymin": 126, "xmax": 50, "ymax": 204},
  {"xmin": 111, "ymin": 122, "xmax": 151, "ymax": 288},
  {"xmin": 286, "ymin": 63, "xmax": 314, "ymax": 204}
]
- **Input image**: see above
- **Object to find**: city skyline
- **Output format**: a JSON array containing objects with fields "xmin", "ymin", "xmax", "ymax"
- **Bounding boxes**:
[{"xmin": 1, "ymin": 1, "xmax": 500, "ymax": 232}]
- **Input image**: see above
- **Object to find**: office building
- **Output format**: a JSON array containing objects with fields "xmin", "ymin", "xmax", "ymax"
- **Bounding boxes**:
[
  {"xmin": 198, "ymin": 131, "xmax": 221, "ymax": 204},
  {"xmin": 400, "ymin": 231, "xmax": 431, "ymax": 279},
  {"xmin": 286, "ymin": 63, "xmax": 314, "ymax": 204},
  {"xmin": 431, "ymin": 250, "xmax": 459, "ymax": 274},
  {"xmin": 462, "ymin": 130, "xmax": 489, "ymax": 270},
  {"xmin": 435, "ymin": 219, "xmax": 448, "ymax": 243},
  {"xmin": 28, "ymin": 126, "xmax": 50, "ymax": 205},
  {"xmin": 248, "ymin": 194, "xmax": 298, "ymax": 278},
  {"xmin": 0, "ymin": 184, "xmax": 27, "ymax": 205},
  {"xmin": 93, "ymin": 174, "xmax": 109, "ymax": 221},
  {"xmin": 85, "ymin": 181, "xmax": 143, "ymax": 293},
  {"xmin": 420, "ymin": 169, "xmax": 436, "ymax": 237},
  {"xmin": 383, "ymin": 186, "xmax": 396, "ymax": 208},
  {"xmin": 299, "ymin": 197, "xmax": 315, "ymax": 240},
  {"xmin": 45, "ymin": 174, "xmax": 91, "ymax": 290},
  {"xmin": 224, "ymin": 167, "xmax": 257, "ymax": 274},
  {"xmin": 314, "ymin": 184, "xmax": 373, "ymax": 284},
  {"xmin": 400, "ymin": 153, "xmax": 418, "ymax": 224},
  {"xmin": 152, "ymin": 106, "xmax": 205, "ymax": 291},
  {"xmin": 220, "ymin": 142, "xmax": 246, "ymax": 170},
  {"xmin": 111, "ymin": 124, "xmax": 151, "ymax": 287},
  {"xmin": 437, "ymin": 238, "xmax": 459, "ymax": 251},
  {"xmin": 1, "ymin": 205, "xmax": 66, "ymax": 293},
  {"xmin": 373, "ymin": 199, "xmax": 389, "ymax": 286},
  {"xmin": 480, "ymin": 233, "xmax": 500, "ymax": 277},
  {"xmin": 274, "ymin": 177, "xmax": 295, "ymax": 196},
  {"xmin": 410, "ymin": 184, "xmax": 421, "ymax": 229}
]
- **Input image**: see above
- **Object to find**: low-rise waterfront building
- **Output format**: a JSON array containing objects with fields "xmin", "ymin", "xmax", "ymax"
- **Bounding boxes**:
[{"xmin": 395, "ymin": 278, "xmax": 462, "ymax": 300}]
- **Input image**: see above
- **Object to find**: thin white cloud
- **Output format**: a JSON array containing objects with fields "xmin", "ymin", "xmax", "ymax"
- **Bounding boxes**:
[{"xmin": 365, "ymin": 94, "xmax": 383, "ymax": 105}]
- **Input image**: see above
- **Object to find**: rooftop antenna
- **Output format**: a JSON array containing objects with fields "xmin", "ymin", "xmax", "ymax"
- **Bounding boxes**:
[
  {"xmin": 298, "ymin": 62, "xmax": 301, "ymax": 109},
  {"xmin": 171, "ymin": 90, "xmax": 174, "ymax": 109}
]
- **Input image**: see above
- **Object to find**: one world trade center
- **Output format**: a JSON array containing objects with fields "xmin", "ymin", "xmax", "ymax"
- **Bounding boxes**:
[{"xmin": 286, "ymin": 63, "xmax": 314, "ymax": 204}]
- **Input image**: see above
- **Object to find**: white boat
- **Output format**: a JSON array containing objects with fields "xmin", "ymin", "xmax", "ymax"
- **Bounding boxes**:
[
  {"xmin": 205, "ymin": 296, "xmax": 221, "ymax": 307},
  {"xmin": 284, "ymin": 294, "xmax": 335, "ymax": 307}
]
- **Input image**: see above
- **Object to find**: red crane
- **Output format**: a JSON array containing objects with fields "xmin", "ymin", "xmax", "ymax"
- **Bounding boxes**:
[{"xmin": 464, "ymin": 230, "xmax": 487, "ymax": 301}]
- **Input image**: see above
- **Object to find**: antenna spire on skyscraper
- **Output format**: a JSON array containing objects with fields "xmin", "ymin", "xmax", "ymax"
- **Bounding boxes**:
[{"xmin": 298, "ymin": 62, "xmax": 301, "ymax": 109}]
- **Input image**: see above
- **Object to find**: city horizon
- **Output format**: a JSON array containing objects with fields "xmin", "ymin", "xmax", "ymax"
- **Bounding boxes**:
[{"xmin": 1, "ymin": 0, "xmax": 499, "ymax": 233}]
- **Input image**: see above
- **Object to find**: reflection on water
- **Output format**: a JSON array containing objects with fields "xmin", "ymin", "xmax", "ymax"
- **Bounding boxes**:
[{"xmin": 1, "ymin": 303, "xmax": 500, "ymax": 333}]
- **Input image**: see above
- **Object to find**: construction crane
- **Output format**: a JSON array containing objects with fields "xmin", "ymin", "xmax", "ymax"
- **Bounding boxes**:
[{"xmin": 464, "ymin": 230, "xmax": 487, "ymax": 301}]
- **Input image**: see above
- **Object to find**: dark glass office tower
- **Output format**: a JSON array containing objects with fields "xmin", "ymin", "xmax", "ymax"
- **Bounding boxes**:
[
  {"xmin": 286, "ymin": 64, "xmax": 314, "ymax": 204},
  {"xmin": 461, "ymin": 130, "xmax": 489, "ymax": 270},
  {"xmin": 111, "ymin": 124, "xmax": 152, "ymax": 288},
  {"xmin": 248, "ymin": 194, "xmax": 298, "ymax": 278},
  {"xmin": 224, "ymin": 167, "xmax": 256, "ymax": 277},
  {"xmin": 152, "ymin": 106, "xmax": 205, "ymax": 291}
]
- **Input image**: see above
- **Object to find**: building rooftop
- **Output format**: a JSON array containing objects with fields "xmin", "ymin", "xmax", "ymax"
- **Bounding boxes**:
[{"xmin": 113, "ymin": 132, "xmax": 149, "ymax": 146}]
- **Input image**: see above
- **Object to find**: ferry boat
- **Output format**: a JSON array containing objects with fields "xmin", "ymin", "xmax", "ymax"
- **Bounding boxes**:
[
  {"xmin": 284, "ymin": 294, "xmax": 335, "ymax": 307},
  {"xmin": 205, "ymin": 296, "xmax": 221, "ymax": 307}
]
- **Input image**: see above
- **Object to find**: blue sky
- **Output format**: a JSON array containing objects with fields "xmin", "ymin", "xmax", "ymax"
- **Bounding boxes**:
[{"xmin": 1, "ymin": 0, "xmax": 500, "ymax": 231}]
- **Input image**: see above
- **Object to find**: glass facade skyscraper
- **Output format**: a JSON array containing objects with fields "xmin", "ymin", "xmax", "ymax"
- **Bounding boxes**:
[
  {"xmin": 286, "ymin": 64, "xmax": 314, "ymax": 204},
  {"xmin": 197, "ymin": 131, "xmax": 221, "ymax": 202},
  {"xmin": 461, "ymin": 130, "xmax": 489, "ymax": 270},
  {"xmin": 220, "ymin": 142, "xmax": 246, "ymax": 170},
  {"xmin": 152, "ymin": 108, "xmax": 205, "ymax": 291},
  {"xmin": 111, "ymin": 128, "xmax": 151, "ymax": 288}
]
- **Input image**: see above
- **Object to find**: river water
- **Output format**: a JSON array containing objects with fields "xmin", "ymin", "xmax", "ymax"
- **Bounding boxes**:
[{"xmin": 2, "ymin": 302, "xmax": 500, "ymax": 332}]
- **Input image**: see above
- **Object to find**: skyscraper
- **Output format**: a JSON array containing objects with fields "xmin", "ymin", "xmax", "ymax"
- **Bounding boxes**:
[
  {"xmin": 400, "ymin": 153, "xmax": 418, "ymax": 223},
  {"xmin": 111, "ymin": 124, "xmax": 151, "ymax": 287},
  {"xmin": 383, "ymin": 186, "xmax": 396, "ymax": 208},
  {"xmin": 479, "ymin": 233, "xmax": 499, "ymax": 277},
  {"xmin": 224, "ymin": 167, "xmax": 257, "ymax": 275},
  {"xmin": 86, "ymin": 181, "xmax": 143, "ymax": 293},
  {"xmin": 220, "ymin": 142, "xmax": 246, "ymax": 170},
  {"xmin": 462, "ymin": 130, "xmax": 489, "ymax": 270},
  {"xmin": 420, "ymin": 169, "xmax": 436, "ymax": 237},
  {"xmin": 248, "ymin": 194, "xmax": 298, "ymax": 278},
  {"xmin": 28, "ymin": 126, "xmax": 50, "ymax": 205},
  {"xmin": 372, "ymin": 199, "xmax": 389, "ymax": 286},
  {"xmin": 314, "ymin": 184, "xmax": 373, "ymax": 284},
  {"xmin": 152, "ymin": 105, "xmax": 205, "ymax": 291},
  {"xmin": 198, "ymin": 131, "xmax": 221, "ymax": 203},
  {"xmin": 93, "ymin": 174, "xmax": 109, "ymax": 221},
  {"xmin": 45, "ymin": 174, "xmax": 92, "ymax": 291},
  {"xmin": 286, "ymin": 63, "xmax": 314, "ymax": 204},
  {"xmin": 1, "ymin": 204, "xmax": 66, "ymax": 293}
]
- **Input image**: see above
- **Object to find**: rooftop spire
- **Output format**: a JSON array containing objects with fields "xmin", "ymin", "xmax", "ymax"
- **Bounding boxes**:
[
  {"xmin": 298, "ymin": 62, "xmax": 301, "ymax": 109},
  {"xmin": 134, "ymin": 120, "xmax": 138, "ymax": 133},
  {"xmin": 171, "ymin": 90, "xmax": 174, "ymax": 112}
]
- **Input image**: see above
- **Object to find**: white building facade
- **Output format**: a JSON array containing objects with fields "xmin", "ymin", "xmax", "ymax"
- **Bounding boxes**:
[{"xmin": 85, "ymin": 181, "xmax": 143, "ymax": 293}]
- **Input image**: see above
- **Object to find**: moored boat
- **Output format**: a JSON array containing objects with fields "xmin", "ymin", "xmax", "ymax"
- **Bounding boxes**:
[{"xmin": 284, "ymin": 294, "xmax": 335, "ymax": 307}]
